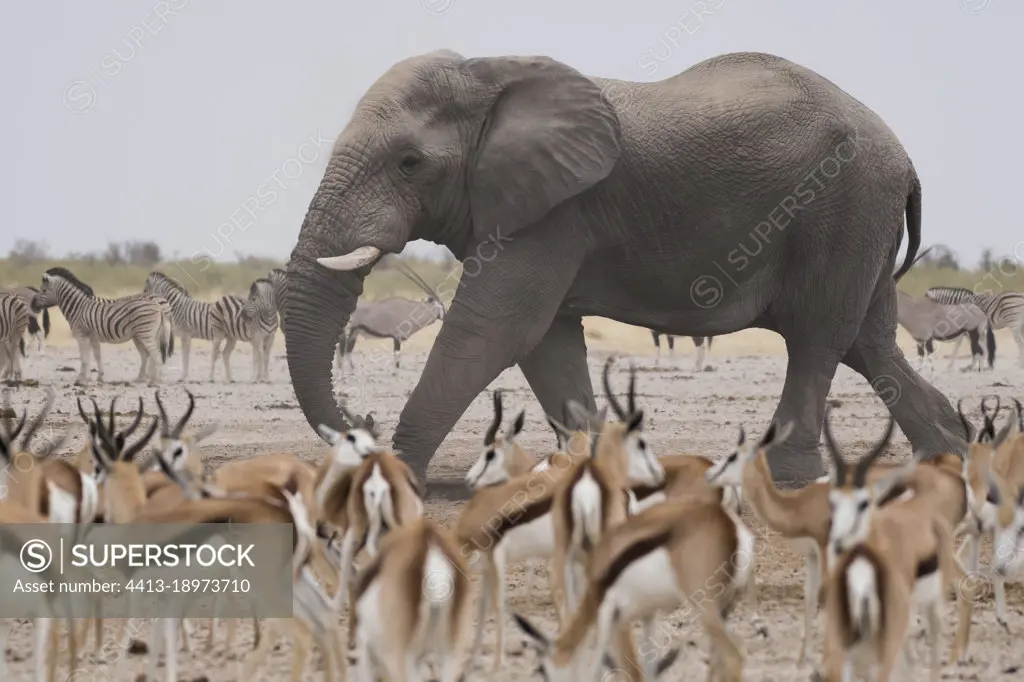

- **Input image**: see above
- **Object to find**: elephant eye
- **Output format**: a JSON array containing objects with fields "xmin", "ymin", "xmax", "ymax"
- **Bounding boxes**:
[{"xmin": 399, "ymin": 152, "xmax": 422, "ymax": 174}]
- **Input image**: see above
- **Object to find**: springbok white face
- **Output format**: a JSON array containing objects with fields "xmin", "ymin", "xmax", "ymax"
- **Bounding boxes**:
[
  {"xmin": 988, "ymin": 472, "xmax": 1024, "ymax": 578},
  {"xmin": 822, "ymin": 409, "xmax": 900, "ymax": 559},
  {"xmin": 705, "ymin": 421, "xmax": 793, "ymax": 490},
  {"xmin": 159, "ymin": 423, "xmax": 218, "ymax": 474},
  {"xmin": 621, "ymin": 411, "xmax": 665, "ymax": 488},
  {"xmin": 465, "ymin": 405, "xmax": 526, "ymax": 489},
  {"xmin": 317, "ymin": 424, "xmax": 378, "ymax": 469},
  {"xmin": 704, "ymin": 427, "xmax": 756, "ymax": 488}
]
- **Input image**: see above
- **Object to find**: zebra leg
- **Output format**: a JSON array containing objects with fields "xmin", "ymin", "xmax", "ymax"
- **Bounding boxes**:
[
  {"xmin": 90, "ymin": 337, "xmax": 104, "ymax": 382},
  {"xmin": 180, "ymin": 335, "xmax": 191, "ymax": 382},
  {"xmin": 251, "ymin": 337, "xmax": 262, "ymax": 383},
  {"xmin": 75, "ymin": 336, "xmax": 91, "ymax": 383},
  {"xmin": 210, "ymin": 337, "xmax": 222, "ymax": 382},
  {"xmin": 133, "ymin": 339, "xmax": 149, "ymax": 383},
  {"xmin": 223, "ymin": 338, "xmax": 237, "ymax": 383},
  {"xmin": 393, "ymin": 338, "xmax": 401, "ymax": 372},
  {"xmin": 1014, "ymin": 325, "xmax": 1024, "ymax": 368},
  {"xmin": 262, "ymin": 334, "xmax": 274, "ymax": 382},
  {"xmin": 147, "ymin": 337, "xmax": 164, "ymax": 386}
]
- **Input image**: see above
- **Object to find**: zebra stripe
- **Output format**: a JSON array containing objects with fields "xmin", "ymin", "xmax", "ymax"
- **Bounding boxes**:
[
  {"xmin": 144, "ymin": 271, "xmax": 222, "ymax": 340},
  {"xmin": 211, "ymin": 278, "xmax": 279, "ymax": 382},
  {"xmin": 926, "ymin": 286, "xmax": 1024, "ymax": 330},
  {"xmin": 0, "ymin": 293, "xmax": 31, "ymax": 380},
  {"xmin": 36, "ymin": 267, "xmax": 171, "ymax": 384},
  {"xmin": 268, "ymin": 267, "xmax": 287, "ymax": 322},
  {"xmin": 0, "ymin": 285, "xmax": 50, "ymax": 347}
]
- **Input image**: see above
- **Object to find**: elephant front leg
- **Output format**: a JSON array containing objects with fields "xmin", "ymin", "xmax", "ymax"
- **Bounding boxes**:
[
  {"xmin": 517, "ymin": 315, "xmax": 596, "ymax": 427},
  {"xmin": 391, "ymin": 231, "xmax": 584, "ymax": 487},
  {"xmin": 765, "ymin": 343, "xmax": 844, "ymax": 483}
]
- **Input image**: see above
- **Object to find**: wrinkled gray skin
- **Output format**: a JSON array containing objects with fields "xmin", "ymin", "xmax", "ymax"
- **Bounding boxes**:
[{"xmin": 285, "ymin": 50, "xmax": 967, "ymax": 489}]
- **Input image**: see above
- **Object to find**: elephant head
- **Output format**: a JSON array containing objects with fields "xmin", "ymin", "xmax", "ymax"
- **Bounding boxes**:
[{"xmin": 286, "ymin": 50, "xmax": 622, "ymax": 439}]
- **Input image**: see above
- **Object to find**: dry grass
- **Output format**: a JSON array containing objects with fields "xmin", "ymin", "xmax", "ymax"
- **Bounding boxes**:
[{"xmin": 5, "ymin": 257, "xmax": 1021, "ymax": 359}]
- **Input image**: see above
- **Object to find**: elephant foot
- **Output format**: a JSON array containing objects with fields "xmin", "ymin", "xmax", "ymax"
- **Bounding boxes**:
[{"xmin": 424, "ymin": 477, "xmax": 475, "ymax": 502}]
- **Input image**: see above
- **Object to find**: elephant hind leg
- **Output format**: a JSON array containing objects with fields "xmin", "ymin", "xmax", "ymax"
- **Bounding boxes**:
[{"xmin": 841, "ymin": 281, "xmax": 966, "ymax": 458}]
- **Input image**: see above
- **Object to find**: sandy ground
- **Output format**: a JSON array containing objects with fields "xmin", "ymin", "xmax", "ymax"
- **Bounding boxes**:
[{"xmin": 2, "ymin": 320, "xmax": 1023, "ymax": 681}]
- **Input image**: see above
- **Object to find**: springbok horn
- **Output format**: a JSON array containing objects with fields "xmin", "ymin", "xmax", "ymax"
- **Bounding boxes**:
[
  {"xmin": 122, "ymin": 397, "xmax": 145, "ymax": 439},
  {"xmin": 853, "ymin": 416, "xmax": 896, "ymax": 488},
  {"xmin": 821, "ymin": 406, "xmax": 848, "ymax": 486},
  {"xmin": 484, "ymin": 390, "xmax": 503, "ymax": 446},
  {"xmin": 173, "ymin": 390, "xmax": 196, "ymax": 438},
  {"xmin": 317, "ymin": 246, "xmax": 382, "ymax": 272},
  {"xmin": 602, "ymin": 357, "xmax": 626, "ymax": 421},
  {"xmin": 155, "ymin": 390, "xmax": 171, "ymax": 436}
]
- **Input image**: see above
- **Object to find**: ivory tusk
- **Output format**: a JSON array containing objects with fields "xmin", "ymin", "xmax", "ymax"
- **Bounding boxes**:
[{"xmin": 317, "ymin": 246, "xmax": 382, "ymax": 271}]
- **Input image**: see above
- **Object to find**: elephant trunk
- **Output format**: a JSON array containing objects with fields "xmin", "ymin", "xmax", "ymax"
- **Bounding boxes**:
[{"xmin": 285, "ymin": 210, "xmax": 367, "ymax": 440}]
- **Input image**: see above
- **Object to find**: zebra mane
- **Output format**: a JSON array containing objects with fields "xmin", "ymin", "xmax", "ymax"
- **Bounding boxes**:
[
  {"xmin": 925, "ymin": 286, "xmax": 976, "ymax": 303},
  {"xmin": 149, "ymin": 271, "xmax": 189, "ymax": 296},
  {"xmin": 44, "ymin": 267, "xmax": 94, "ymax": 296},
  {"xmin": 249, "ymin": 277, "xmax": 272, "ymax": 298}
]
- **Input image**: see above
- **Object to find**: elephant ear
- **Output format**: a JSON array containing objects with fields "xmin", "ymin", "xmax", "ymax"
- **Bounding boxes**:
[{"xmin": 465, "ymin": 56, "xmax": 622, "ymax": 241}]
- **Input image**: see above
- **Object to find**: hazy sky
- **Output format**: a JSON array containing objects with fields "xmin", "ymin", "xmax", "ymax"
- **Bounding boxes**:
[{"xmin": 3, "ymin": 1, "xmax": 1020, "ymax": 267}]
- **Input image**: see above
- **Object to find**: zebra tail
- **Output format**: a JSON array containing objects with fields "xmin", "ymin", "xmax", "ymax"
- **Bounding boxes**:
[
  {"xmin": 42, "ymin": 308, "xmax": 50, "ymax": 337},
  {"xmin": 19, "ymin": 336, "xmax": 26, "ymax": 358},
  {"xmin": 987, "ymin": 326, "xmax": 996, "ymax": 368},
  {"xmin": 27, "ymin": 315, "xmax": 40, "ymax": 337}
]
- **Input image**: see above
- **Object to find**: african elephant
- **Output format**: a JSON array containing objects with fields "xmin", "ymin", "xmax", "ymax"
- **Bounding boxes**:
[{"xmin": 284, "ymin": 49, "xmax": 967, "ymax": 489}]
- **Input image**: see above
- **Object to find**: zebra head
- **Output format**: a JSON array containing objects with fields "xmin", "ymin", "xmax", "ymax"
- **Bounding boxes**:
[{"xmin": 37, "ymin": 267, "xmax": 91, "ymax": 308}]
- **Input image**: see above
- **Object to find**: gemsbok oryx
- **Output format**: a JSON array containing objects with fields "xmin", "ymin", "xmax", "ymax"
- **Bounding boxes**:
[
  {"xmin": 335, "ymin": 259, "xmax": 446, "ymax": 372},
  {"xmin": 649, "ymin": 331, "xmax": 714, "ymax": 370},
  {"xmin": 895, "ymin": 289, "xmax": 994, "ymax": 375},
  {"xmin": 926, "ymin": 286, "xmax": 1024, "ymax": 368}
]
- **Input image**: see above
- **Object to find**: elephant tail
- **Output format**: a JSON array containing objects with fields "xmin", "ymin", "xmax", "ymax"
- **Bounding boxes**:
[{"xmin": 893, "ymin": 170, "xmax": 922, "ymax": 282}]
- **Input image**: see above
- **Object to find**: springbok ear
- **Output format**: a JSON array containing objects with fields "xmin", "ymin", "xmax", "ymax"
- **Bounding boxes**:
[
  {"xmin": 506, "ymin": 409, "xmax": 526, "ymax": 442},
  {"xmin": 511, "ymin": 613, "xmax": 550, "ymax": 652},
  {"xmin": 317, "ymin": 424, "xmax": 342, "ymax": 445},
  {"xmin": 593, "ymin": 405, "xmax": 609, "ymax": 429}
]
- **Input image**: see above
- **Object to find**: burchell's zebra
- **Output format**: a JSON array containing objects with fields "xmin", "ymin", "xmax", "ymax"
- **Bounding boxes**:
[
  {"xmin": 650, "ymin": 331, "xmax": 715, "ymax": 371},
  {"xmin": 896, "ymin": 289, "xmax": 994, "ymax": 375},
  {"xmin": 0, "ymin": 292, "xmax": 32, "ymax": 381},
  {"xmin": 268, "ymin": 267, "xmax": 287, "ymax": 327},
  {"xmin": 926, "ymin": 286, "xmax": 1024, "ymax": 367},
  {"xmin": 33, "ymin": 267, "xmax": 173, "ymax": 386},
  {"xmin": 0, "ymin": 286, "xmax": 49, "ymax": 353},
  {"xmin": 214, "ymin": 278, "xmax": 279, "ymax": 382},
  {"xmin": 144, "ymin": 271, "xmax": 231, "ymax": 382}
]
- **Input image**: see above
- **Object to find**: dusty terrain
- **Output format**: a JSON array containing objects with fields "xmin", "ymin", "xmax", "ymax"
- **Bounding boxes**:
[{"xmin": 3, "ymin": 320, "xmax": 1023, "ymax": 681}]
